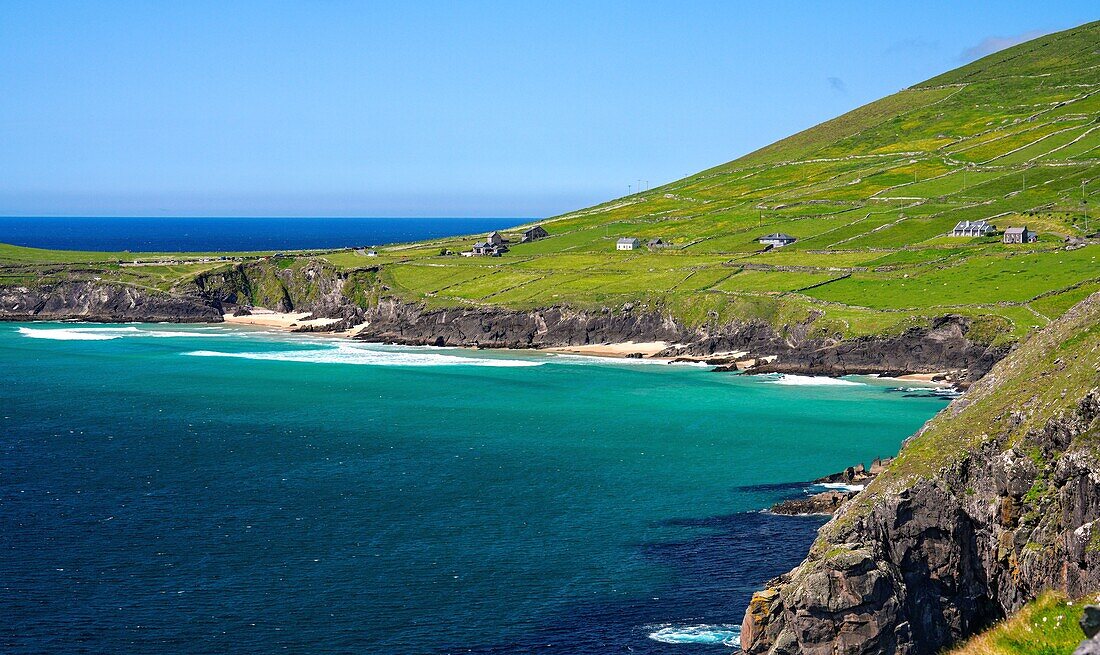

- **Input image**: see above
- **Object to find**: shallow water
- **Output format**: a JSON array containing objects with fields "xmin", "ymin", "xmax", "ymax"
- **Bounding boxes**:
[{"xmin": 0, "ymin": 323, "xmax": 948, "ymax": 653}]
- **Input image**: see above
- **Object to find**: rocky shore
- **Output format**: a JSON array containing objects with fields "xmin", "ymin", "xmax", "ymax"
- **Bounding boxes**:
[
  {"xmin": 0, "ymin": 261, "xmax": 1010, "ymax": 382},
  {"xmin": 770, "ymin": 459, "xmax": 893, "ymax": 516},
  {"xmin": 740, "ymin": 292, "xmax": 1100, "ymax": 655}
]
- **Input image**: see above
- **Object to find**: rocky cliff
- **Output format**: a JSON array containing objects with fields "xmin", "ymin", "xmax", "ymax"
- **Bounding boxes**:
[
  {"xmin": 352, "ymin": 299, "xmax": 1006, "ymax": 382},
  {"xmin": 0, "ymin": 257, "xmax": 1007, "ymax": 379},
  {"xmin": 741, "ymin": 292, "xmax": 1100, "ymax": 654},
  {"xmin": 0, "ymin": 280, "xmax": 222, "ymax": 322}
]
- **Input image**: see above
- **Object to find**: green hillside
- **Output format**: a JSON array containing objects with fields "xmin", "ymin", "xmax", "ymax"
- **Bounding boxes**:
[{"xmin": 4, "ymin": 22, "xmax": 1100, "ymax": 344}]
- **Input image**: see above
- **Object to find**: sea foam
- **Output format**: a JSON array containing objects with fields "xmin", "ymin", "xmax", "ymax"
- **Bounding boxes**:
[
  {"xmin": 184, "ymin": 344, "xmax": 545, "ymax": 367},
  {"xmin": 812, "ymin": 482, "xmax": 866, "ymax": 493},
  {"xmin": 17, "ymin": 326, "xmax": 208, "ymax": 340},
  {"xmin": 759, "ymin": 373, "xmax": 864, "ymax": 386},
  {"xmin": 647, "ymin": 624, "xmax": 742, "ymax": 646}
]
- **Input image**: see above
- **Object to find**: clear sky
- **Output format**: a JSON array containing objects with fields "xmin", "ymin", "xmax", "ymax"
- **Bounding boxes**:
[{"xmin": 0, "ymin": 2, "xmax": 1095, "ymax": 218}]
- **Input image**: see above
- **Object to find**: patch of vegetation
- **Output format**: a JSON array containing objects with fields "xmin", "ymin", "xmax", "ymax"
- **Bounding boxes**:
[{"xmin": 945, "ymin": 591, "xmax": 1096, "ymax": 655}]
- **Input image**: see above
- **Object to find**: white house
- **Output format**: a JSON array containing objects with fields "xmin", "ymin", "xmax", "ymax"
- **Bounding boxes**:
[
  {"xmin": 757, "ymin": 233, "xmax": 797, "ymax": 247},
  {"xmin": 951, "ymin": 220, "xmax": 994, "ymax": 237},
  {"xmin": 616, "ymin": 237, "xmax": 641, "ymax": 251}
]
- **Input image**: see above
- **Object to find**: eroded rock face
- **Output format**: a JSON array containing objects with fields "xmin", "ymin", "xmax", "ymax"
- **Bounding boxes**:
[
  {"xmin": 0, "ymin": 282, "xmax": 222, "ymax": 322},
  {"xmin": 742, "ymin": 391, "xmax": 1100, "ymax": 655},
  {"xmin": 354, "ymin": 300, "xmax": 1006, "ymax": 380}
]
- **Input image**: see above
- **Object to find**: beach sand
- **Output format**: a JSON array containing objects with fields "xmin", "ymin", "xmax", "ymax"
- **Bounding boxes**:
[
  {"xmin": 878, "ymin": 372, "xmax": 952, "ymax": 386},
  {"xmin": 222, "ymin": 308, "xmax": 342, "ymax": 330},
  {"xmin": 543, "ymin": 341, "xmax": 670, "ymax": 358}
]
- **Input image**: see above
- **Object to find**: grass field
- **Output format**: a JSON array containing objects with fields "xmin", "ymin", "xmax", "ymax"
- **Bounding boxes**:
[{"xmin": 3, "ymin": 22, "xmax": 1099, "ymax": 345}]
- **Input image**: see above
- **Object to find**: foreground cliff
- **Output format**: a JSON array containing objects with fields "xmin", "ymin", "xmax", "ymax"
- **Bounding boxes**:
[{"xmin": 741, "ymin": 292, "xmax": 1100, "ymax": 654}]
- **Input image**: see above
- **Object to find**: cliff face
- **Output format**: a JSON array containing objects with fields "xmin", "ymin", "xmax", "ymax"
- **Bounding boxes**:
[
  {"xmin": 741, "ymin": 293, "xmax": 1100, "ymax": 655},
  {"xmin": 352, "ymin": 300, "xmax": 1005, "ymax": 381},
  {"xmin": 0, "ymin": 281, "xmax": 222, "ymax": 322},
  {"xmin": 0, "ymin": 258, "xmax": 1006, "ymax": 379}
]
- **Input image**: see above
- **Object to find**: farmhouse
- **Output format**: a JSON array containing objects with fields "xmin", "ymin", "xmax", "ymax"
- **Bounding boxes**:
[
  {"xmin": 521, "ymin": 225, "xmax": 549, "ymax": 242},
  {"xmin": 951, "ymin": 220, "xmax": 994, "ymax": 237},
  {"xmin": 470, "ymin": 242, "xmax": 506, "ymax": 257},
  {"xmin": 1003, "ymin": 226, "xmax": 1037, "ymax": 244},
  {"xmin": 616, "ymin": 237, "xmax": 641, "ymax": 251},
  {"xmin": 757, "ymin": 233, "xmax": 797, "ymax": 248},
  {"xmin": 486, "ymin": 231, "xmax": 504, "ymax": 246}
]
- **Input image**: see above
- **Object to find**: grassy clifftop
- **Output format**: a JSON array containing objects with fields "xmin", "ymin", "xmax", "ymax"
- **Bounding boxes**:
[{"xmin": 3, "ymin": 22, "xmax": 1099, "ymax": 344}]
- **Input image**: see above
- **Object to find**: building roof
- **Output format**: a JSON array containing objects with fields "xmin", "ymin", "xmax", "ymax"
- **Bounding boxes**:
[
  {"xmin": 524, "ymin": 225, "xmax": 546, "ymax": 233},
  {"xmin": 954, "ymin": 220, "xmax": 990, "ymax": 230},
  {"xmin": 617, "ymin": 237, "xmax": 639, "ymax": 244},
  {"xmin": 473, "ymin": 242, "xmax": 487, "ymax": 248},
  {"xmin": 1004, "ymin": 227, "xmax": 1027, "ymax": 235},
  {"xmin": 759, "ymin": 233, "xmax": 796, "ymax": 241}
]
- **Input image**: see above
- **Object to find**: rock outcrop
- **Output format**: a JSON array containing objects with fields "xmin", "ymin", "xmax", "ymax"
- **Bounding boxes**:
[
  {"xmin": 0, "ymin": 281, "xmax": 222, "ymax": 322},
  {"xmin": 1078, "ymin": 605, "xmax": 1100, "ymax": 654},
  {"xmin": 771, "ymin": 459, "xmax": 893, "ymax": 516},
  {"xmin": 353, "ymin": 300, "xmax": 1006, "ymax": 382},
  {"xmin": 741, "ymin": 292, "xmax": 1100, "ymax": 655}
]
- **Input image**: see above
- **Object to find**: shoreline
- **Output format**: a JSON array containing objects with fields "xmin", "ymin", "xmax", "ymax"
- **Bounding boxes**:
[{"xmin": 7, "ymin": 313, "xmax": 963, "ymax": 385}]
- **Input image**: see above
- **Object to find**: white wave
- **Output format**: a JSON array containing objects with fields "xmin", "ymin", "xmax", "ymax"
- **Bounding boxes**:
[
  {"xmin": 758, "ymin": 373, "xmax": 864, "ymax": 386},
  {"xmin": 183, "ymin": 344, "xmax": 545, "ymax": 367},
  {"xmin": 812, "ymin": 482, "xmax": 865, "ymax": 493},
  {"xmin": 648, "ymin": 624, "xmax": 742, "ymax": 646},
  {"xmin": 17, "ymin": 326, "xmax": 146, "ymax": 340},
  {"xmin": 17, "ymin": 326, "xmax": 209, "ymax": 341}
]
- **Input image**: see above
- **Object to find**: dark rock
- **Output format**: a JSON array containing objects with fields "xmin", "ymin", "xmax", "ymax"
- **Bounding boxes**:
[
  {"xmin": 1082, "ymin": 605, "xmax": 1100, "ymax": 638},
  {"xmin": 0, "ymin": 281, "xmax": 222, "ymax": 322},
  {"xmin": 771, "ymin": 491, "xmax": 853, "ymax": 515}
]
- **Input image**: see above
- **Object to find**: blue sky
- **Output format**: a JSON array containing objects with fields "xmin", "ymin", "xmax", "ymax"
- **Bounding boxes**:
[{"xmin": 0, "ymin": 2, "xmax": 1095, "ymax": 218}]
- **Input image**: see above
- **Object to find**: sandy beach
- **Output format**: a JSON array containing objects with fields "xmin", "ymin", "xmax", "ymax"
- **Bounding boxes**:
[
  {"xmin": 877, "ymin": 372, "xmax": 952, "ymax": 386},
  {"xmin": 222, "ymin": 308, "xmax": 342, "ymax": 330},
  {"xmin": 543, "ymin": 341, "xmax": 670, "ymax": 358}
]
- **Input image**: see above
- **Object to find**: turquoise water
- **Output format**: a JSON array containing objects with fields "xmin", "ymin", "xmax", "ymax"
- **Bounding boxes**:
[{"xmin": 0, "ymin": 323, "xmax": 948, "ymax": 653}]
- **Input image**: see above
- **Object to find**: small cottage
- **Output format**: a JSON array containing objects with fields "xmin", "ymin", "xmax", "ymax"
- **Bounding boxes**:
[
  {"xmin": 951, "ymin": 220, "xmax": 994, "ymax": 237},
  {"xmin": 1003, "ymin": 226, "xmax": 1037, "ymax": 244},
  {"xmin": 757, "ymin": 233, "xmax": 796, "ymax": 248},
  {"xmin": 617, "ymin": 237, "xmax": 641, "ymax": 251},
  {"xmin": 521, "ymin": 225, "xmax": 549, "ymax": 242},
  {"xmin": 486, "ymin": 231, "xmax": 504, "ymax": 246},
  {"xmin": 471, "ymin": 241, "xmax": 507, "ymax": 257}
]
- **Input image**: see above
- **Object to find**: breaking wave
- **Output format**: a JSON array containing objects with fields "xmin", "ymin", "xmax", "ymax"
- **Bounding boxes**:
[
  {"xmin": 812, "ymin": 482, "xmax": 866, "ymax": 493},
  {"xmin": 183, "ymin": 344, "xmax": 545, "ymax": 367},
  {"xmin": 647, "ymin": 623, "xmax": 742, "ymax": 646},
  {"xmin": 17, "ymin": 326, "xmax": 210, "ymax": 341},
  {"xmin": 758, "ymin": 373, "xmax": 864, "ymax": 386}
]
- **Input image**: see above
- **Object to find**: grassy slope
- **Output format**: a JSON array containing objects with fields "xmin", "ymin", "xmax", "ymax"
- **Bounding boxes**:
[
  {"xmin": 946, "ymin": 592, "xmax": 1097, "ymax": 655},
  {"xmin": 2, "ymin": 23, "xmax": 1099, "ymax": 344}
]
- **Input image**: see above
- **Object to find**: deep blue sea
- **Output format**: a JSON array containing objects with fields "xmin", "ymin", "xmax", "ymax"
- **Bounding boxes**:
[
  {"xmin": 0, "ymin": 323, "xmax": 950, "ymax": 654},
  {"xmin": 0, "ymin": 217, "xmax": 521, "ymax": 252}
]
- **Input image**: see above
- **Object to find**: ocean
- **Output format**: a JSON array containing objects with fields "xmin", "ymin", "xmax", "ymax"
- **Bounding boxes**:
[
  {"xmin": 0, "ymin": 323, "xmax": 949, "ymax": 654},
  {"xmin": 0, "ymin": 217, "xmax": 522, "ymax": 252}
]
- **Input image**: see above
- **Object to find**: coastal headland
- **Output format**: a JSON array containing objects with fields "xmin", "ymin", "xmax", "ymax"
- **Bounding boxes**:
[{"xmin": 2, "ymin": 20, "xmax": 1100, "ymax": 655}]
